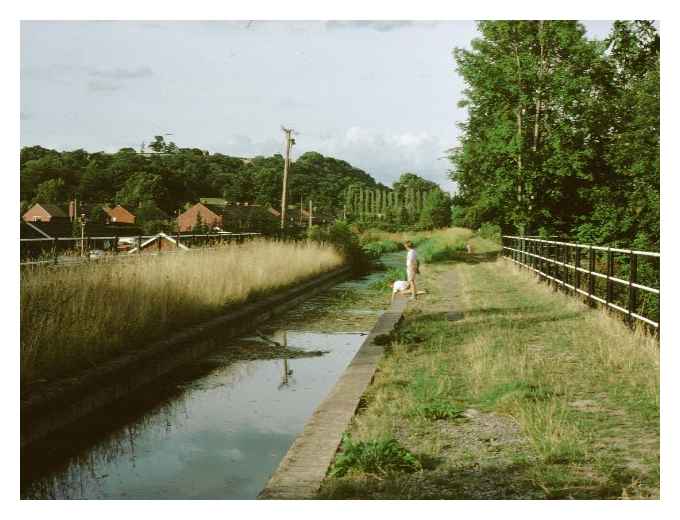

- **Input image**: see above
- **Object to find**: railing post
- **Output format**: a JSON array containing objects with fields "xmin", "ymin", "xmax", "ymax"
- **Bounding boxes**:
[
  {"xmin": 114, "ymin": 235, "xmax": 119, "ymax": 256},
  {"xmin": 575, "ymin": 247, "xmax": 581, "ymax": 295},
  {"xmin": 563, "ymin": 244, "xmax": 569, "ymax": 292},
  {"xmin": 138, "ymin": 235, "xmax": 142, "ymax": 255},
  {"xmin": 52, "ymin": 238, "xmax": 58, "ymax": 265},
  {"xmin": 588, "ymin": 246, "xmax": 595, "ymax": 303},
  {"xmin": 627, "ymin": 252, "xmax": 637, "ymax": 326},
  {"xmin": 176, "ymin": 232, "xmax": 181, "ymax": 251},
  {"xmin": 606, "ymin": 247, "xmax": 613, "ymax": 307}
]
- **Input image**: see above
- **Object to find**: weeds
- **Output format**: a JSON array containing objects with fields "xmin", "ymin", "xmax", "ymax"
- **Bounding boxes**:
[{"xmin": 329, "ymin": 434, "xmax": 421, "ymax": 478}]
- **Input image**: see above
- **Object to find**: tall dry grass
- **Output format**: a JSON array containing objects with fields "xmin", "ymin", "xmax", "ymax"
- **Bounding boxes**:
[{"xmin": 21, "ymin": 239, "xmax": 343, "ymax": 385}]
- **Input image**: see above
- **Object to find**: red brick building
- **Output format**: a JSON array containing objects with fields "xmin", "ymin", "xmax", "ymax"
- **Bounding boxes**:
[
  {"xmin": 103, "ymin": 205, "xmax": 136, "ymax": 224},
  {"xmin": 177, "ymin": 200, "xmax": 278, "ymax": 233},
  {"xmin": 22, "ymin": 203, "xmax": 69, "ymax": 223}
]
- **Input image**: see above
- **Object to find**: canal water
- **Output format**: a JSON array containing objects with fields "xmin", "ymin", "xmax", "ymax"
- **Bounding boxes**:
[{"xmin": 21, "ymin": 252, "xmax": 404, "ymax": 500}]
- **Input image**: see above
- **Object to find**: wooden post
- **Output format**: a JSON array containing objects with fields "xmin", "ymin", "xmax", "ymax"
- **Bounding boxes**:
[
  {"xmin": 114, "ymin": 235, "xmax": 119, "ymax": 256},
  {"xmin": 575, "ymin": 247, "xmax": 581, "ymax": 294},
  {"xmin": 563, "ymin": 244, "xmax": 568, "ymax": 292},
  {"xmin": 138, "ymin": 235, "xmax": 142, "ymax": 255},
  {"xmin": 52, "ymin": 238, "xmax": 58, "ymax": 265},
  {"xmin": 280, "ymin": 127, "xmax": 294, "ymax": 230},
  {"xmin": 627, "ymin": 252, "xmax": 637, "ymax": 325},
  {"xmin": 588, "ymin": 246, "xmax": 595, "ymax": 302},
  {"xmin": 606, "ymin": 248, "xmax": 613, "ymax": 306}
]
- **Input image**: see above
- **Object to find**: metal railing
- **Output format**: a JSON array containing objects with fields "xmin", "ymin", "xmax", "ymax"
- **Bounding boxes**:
[
  {"xmin": 20, "ymin": 232, "xmax": 261, "ymax": 268},
  {"xmin": 501, "ymin": 235, "xmax": 660, "ymax": 331}
]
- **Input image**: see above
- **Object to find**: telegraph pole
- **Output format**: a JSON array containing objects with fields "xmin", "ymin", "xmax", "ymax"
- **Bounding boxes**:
[{"xmin": 280, "ymin": 126, "xmax": 295, "ymax": 230}]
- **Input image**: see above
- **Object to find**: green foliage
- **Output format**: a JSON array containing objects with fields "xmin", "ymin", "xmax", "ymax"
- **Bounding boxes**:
[
  {"xmin": 20, "ymin": 140, "xmax": 384, "ymax": 228},
  {"xmin": 369, "ymin": 267, "xmax": 407, "ymax": 290},
  {"xmin": 477, "ymin": 222, "xmax": 502, "ymax": 243},
  {"xmin": 418, "ymin": 190, "xmax": 452, "ymax": 230},
  {"xmin": 417, "ymin": 236, "xmax": 466, "ymax": 263},
  {"xmin": 308, "ymin": 221, "xmax": 370, "ymax": 272},
  {"xmin": 34, "ymin": 178, "xmax": 67, "ymax": 204},
  {"xmin": 408, "ymin": 369, "xmax": 465, "ymax": 420},
  {"xmin": 329, "ymin": 434, "xmax": 421, "ymax": 478},
  {"xmin": 450, "ymin": 21, "xmax": 659, "ymax": 251},
  {"xmin": 362, "ymin": 239, "xmax": 402, "ymax": 258}
]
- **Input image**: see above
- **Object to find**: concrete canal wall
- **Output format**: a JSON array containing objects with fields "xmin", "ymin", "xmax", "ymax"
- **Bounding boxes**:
[
  {"xmin": 21, "ymin": 266, "xmax": 352, "ymax": 448},
  {"xmin": 258, "ymin": 296, "xmax": 408, "ymax": 499}
]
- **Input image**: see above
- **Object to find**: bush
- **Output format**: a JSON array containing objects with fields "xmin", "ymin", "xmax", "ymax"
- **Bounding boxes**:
[
  {"xmin": 308, "ymin": 221, "xmax": 372, "ymax": 273},
  {"xmin": 362, "ymin": 239, "xmax": 402, "ymax": 258},
  {"xmin": 329, "ymin": 434, "xmax": 421, "ymax": 478},
  {"xmin": 418, "ymin": 237, "xmax": 466, "ymax": 263},
  {"xmin": 477, "ymin": 222, "xmax": 502, "ymax": 243},
  {"xmin": 368, "ymin": 267, "xmax": 407, "ymax": 290}
]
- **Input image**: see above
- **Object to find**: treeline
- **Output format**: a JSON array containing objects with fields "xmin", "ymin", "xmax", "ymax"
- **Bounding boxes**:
[
  {"xmin": 20, "ymin": 136, "xmax": 452, "ymax": 233},
  {"xmin": 451, "ymin": 21, "xmax": 659, "ymax": 251},
  {"xmin": 346, "ymin": 173, "xmax": 452, "ymax": 231},
  {"xmin": 20, "ymin": 137, "xmax": 379, "ymax": 224}
]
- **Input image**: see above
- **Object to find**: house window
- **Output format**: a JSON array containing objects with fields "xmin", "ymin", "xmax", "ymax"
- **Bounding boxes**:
[{"xmin": 33, "ymin": 216, "xmax": 41, "ymax": 222}]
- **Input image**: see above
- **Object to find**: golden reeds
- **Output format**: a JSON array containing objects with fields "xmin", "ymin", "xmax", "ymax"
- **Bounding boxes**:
[{"xmin": 21, "ymin": 239, "xmax": 343, "ymax": 385}]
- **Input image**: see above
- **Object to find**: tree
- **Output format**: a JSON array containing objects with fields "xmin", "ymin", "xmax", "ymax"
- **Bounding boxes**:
[
  {"xmin": 34, "ymin": 178, "xmax": 67, "ymax": 204},
  {"xmin": 419, "ymin": 190, "xmax": 452, "ymax": 230},
  {"xmin": 451, "ymin": 21, "xmax": 630, "ymax": 237}
]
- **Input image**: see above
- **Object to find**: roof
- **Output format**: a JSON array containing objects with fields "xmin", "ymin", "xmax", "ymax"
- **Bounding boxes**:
[
  {"xmin": 200, "ymin": 197, "xmax": 228, "ymax": 206},
  {"xmin": 128, "ymin": 233, "xmax": 190, "ymax": 254},
  {"xmin": 24, "ymin": 220, "xmax": 142, "ymax": 239},
  {"xmin": 36, "ymin": 203, "xmax": 68, "ymax": 218},
  {"xmin": 20, "ymin": 220, "xmax": 51, "ymax": 239}
]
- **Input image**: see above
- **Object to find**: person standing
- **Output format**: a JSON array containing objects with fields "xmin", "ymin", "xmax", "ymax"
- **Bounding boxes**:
[{"xmin": 404, "ymin": 240, "xmax": 418, "ymax": 300}]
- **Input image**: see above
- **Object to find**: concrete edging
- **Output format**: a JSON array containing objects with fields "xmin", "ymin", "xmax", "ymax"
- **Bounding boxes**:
[
  {"xmin": 258, "ymin": 296, "xmax": 408, "ymax": 499},
  {"xmin": 21, "ymin": 265, "xmax": 352, "ymax": 448}
]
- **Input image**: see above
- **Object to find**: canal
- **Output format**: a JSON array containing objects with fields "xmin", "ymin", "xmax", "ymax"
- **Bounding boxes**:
[{"xmin": 21, "ymin": 252, "xmax": 403, "ymax": 499}]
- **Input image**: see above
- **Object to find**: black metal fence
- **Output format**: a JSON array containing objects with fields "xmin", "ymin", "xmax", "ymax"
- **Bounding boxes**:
[
  {"xmin": 501, "ymin": 236, "xmax": 660, "ymax": 331},
  {"xmin": 20, "ymin": 232, "xmax": 261, "ymax": 268}
]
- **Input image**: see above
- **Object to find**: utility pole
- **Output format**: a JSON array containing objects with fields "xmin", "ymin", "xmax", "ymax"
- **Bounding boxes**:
[
  {"xmin": 280, "ymin": 126, "xmax": 295, "ymax": 230},
  {"xmin": 80, "ymin": 213, "xmax": 86, "ymax": 257}
]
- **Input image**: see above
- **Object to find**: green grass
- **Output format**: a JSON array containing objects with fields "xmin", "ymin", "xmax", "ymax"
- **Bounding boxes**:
[
  {"xmin": 329, "ymin": 434, "xmax": 421, "ymax": 478},
  {"xmin": 319, "ymin": 234, "xmax": 659, "ymax": 499}
]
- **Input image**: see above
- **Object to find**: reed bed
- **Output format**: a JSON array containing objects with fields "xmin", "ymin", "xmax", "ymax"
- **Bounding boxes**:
[{"xmin": 21, "ymin": 239, "xmax": 343, "ymax": 385}]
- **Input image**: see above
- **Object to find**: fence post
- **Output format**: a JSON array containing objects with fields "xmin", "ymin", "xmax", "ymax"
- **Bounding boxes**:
[
  {"xmin": 588, "ymin": 246, "xmax": 595, "ymax": 304},
  {"xmin": 563, "ymin": 244, "xmax": 569, "ymax": 292},
  {"xmin": 627, "ymin": 252, "xmax": 637, "ymax": 326},
  {"xmin": 52, "ymin": 238, "xmax": 58, "ymax": 265},
  {"xmin": 606, "ymin": 247, "xmax": 613, "ymax": 307},
  {"xmin": 575, "ymin": 247, "xmax": 581, "ymax": 295},
  {"xmin": 138, "ymin": 235, "xmax": 142, "ymax": 255},
  {"xmin": 176, "ymin": 232, "xmax": 181, "ymax": 251}
]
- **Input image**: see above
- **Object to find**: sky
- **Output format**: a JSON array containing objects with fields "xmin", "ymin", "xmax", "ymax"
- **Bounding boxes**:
[{"xmin": 20, "ymin": 20, "xmax": 615, "ymax": 193}]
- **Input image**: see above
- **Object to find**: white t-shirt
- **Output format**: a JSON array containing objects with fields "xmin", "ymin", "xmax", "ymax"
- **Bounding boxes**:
[
  {"xmin": 392, "ymin": 280, "xmax": 410, "ymax": 294},
  {"xmin": 406, "ymin": 249, "xmax": 417, "ymax": 268}
]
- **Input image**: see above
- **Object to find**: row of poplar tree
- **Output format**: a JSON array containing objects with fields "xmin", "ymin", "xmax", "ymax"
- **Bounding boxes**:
[{"xmin": 450, "ymin": 21, "xmax": 659, "ymax": 250}]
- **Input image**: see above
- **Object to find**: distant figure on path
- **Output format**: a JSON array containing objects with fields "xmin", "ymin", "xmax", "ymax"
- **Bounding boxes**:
[
  {"xmin": 404, "ymin": 240, "xmax": 418, "ymax": 300},
  {"xmin": 391, "ymin": 279, "xmax": 411, "ymax": 303}
]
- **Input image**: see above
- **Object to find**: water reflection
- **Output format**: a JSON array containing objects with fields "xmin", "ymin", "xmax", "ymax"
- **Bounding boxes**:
[{"xmin": 22, "ymin": 331, "xmax": 365, "ymax": 499}]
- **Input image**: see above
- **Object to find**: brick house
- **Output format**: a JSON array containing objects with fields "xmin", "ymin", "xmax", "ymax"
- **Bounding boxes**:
[
  {"xmin": 103, "ymin": 204, "xmax": 136, "ymax": 224},
  {"xmin": 177, "ymin": 200, "xmax": 279, "ymax": 233},
  {"xmin": 22, "ymin": 203, "xmax": 69, "ymax": 223}
]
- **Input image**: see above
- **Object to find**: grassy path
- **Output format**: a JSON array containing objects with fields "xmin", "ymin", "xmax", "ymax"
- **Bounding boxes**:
[{"xmin": 319, "ymin": 246, "xmax": 659, "ymax": 499}]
